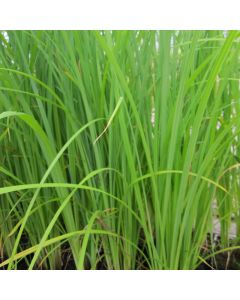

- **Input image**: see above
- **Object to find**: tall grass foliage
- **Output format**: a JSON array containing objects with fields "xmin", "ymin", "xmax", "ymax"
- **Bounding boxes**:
[{"xmin": 0, "ymin": 30, "xmax": 239, "ymax": 269}]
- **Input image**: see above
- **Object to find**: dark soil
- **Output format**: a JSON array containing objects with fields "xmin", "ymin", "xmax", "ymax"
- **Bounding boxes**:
[
  {"xmin": 1, "ymin": 233, "xmax": 240, "ymax": 270},
  {"xmin": 197, "ymin": 249, "xmax": 240, "ymax": 270},
  {"xmin": 197, "ymin": 234, "xmax": 240, "ymax": 270}
]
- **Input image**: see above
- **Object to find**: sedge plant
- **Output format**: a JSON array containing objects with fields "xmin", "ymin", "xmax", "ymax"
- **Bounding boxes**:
[{"xmin": 0, "ymin": 30, "xmax": 239, "ymax": 270}]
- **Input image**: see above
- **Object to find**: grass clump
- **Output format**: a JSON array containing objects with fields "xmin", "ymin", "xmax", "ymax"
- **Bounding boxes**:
[{"xmin": 0, "ymin": 30, "xmax": 239, "ymax": 270}]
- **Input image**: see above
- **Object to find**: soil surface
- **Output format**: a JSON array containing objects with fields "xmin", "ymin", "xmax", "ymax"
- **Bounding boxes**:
[{"xmin": 1, "ymin": 235, "xmax": 240, "ymax": 270}]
